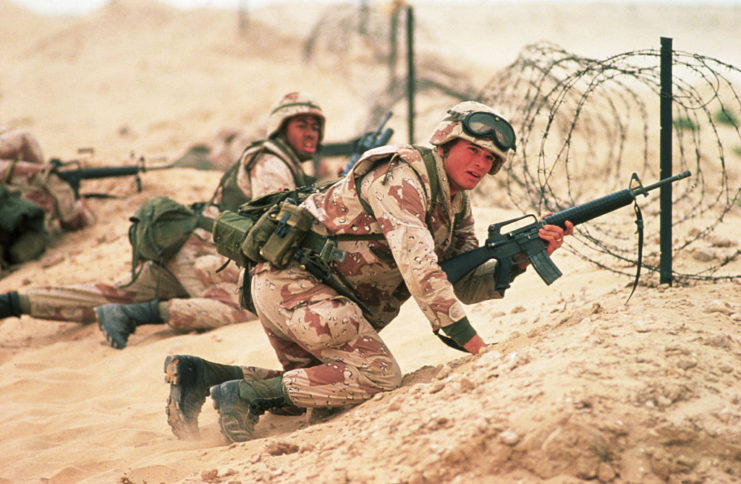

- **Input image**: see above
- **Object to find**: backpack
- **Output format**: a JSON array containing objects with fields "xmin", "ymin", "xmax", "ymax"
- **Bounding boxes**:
[
  {"xmin": 0, "ymin": 185, "xmax": 48, "ymax": 265},
  {"xmin": 124, "ymin": 196, "xmax": 209, "ymax": 286}
]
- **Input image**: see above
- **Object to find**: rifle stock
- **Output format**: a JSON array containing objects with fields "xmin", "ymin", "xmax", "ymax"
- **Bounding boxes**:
[{"xmin": 440, "ymin": 170, "xmax": 691, "ymax": 288}]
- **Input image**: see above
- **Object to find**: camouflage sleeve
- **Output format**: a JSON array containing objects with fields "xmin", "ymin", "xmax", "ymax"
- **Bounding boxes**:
[
  {"xmin": 0, "ymin": 160, "xmax": 95, "ymax": 231},
  {"xmin": 453, "ymin": 260, "xmax": 502, "ymax": 304},
  {"xmin": 45, "ymin": 174, "xmax": 97, "ymax": 230},
  {"xmin": 0, "ymin": 129, "xmax": 44, "ymax": 164},
  {"xmin": 248, "ymin": 152, "xmax": 297, "ymax": 198},
  {"xmin": 362, "ymin": 163, "xmax": 468, "ymax": 331}
]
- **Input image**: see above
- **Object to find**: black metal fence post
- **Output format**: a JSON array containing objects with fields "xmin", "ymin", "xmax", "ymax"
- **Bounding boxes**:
[
  {"xmin": 238, "ymin": 0, "xmax": 248, "ymax": 37},
  {"xmin": 406, "ymin": 6, "xmax": 415, "ymax": 144},
  {"xmin": 659, "ymin": 36, "xmax": 673, "ymax": 284}
]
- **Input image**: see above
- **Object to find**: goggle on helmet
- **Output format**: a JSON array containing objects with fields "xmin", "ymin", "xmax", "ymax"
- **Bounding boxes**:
[
  {"xmin": 429, "ymin": 101, "xmax": 516, "ymax": 174},
  {"xmin": 266, "ymin": 91, "xmax": 326, "ymax": 143}
]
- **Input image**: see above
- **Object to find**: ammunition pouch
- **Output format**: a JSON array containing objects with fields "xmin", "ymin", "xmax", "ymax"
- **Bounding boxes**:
[
  {"xmin": 259, "ymin": 201, "xmax": 314, "ymax": 268},
  {"xmin": 212, "ymin": 199, "xmax": 315, "ymax": 269},
  {"xmin": 212, "ymin": 210, "xmax": 254, "ymax": 267}
]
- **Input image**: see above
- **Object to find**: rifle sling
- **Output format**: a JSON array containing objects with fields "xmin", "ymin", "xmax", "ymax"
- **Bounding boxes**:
[
  {"xmin": 195, "ymin": 215, "xmax": 214, "ymax": 232},
  {"xmin": 2, "ymin": 159, "xmax": 19, "ymax": 183},
  {"xmin": 626, "ymin": 201, "xmax": 644, "ymax": 303}
]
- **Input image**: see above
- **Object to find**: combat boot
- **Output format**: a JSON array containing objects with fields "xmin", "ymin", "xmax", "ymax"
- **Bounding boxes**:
[
  {"xmin": 163, "ymin": 355, "xmax": 244, "ymax": 440},
  {"xmin": 95, "ymin": 300, "xmax": 162, "ymax": 349},
  {"xmin": 0, "ymin": 291, "xmax": 22, "ymax": 319},
  {"xmin": 210, "ymin": 376, "xmax": 292, "ymax": 443}
]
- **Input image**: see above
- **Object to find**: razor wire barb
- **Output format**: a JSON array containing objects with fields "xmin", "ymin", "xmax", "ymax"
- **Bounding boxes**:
[{"xmin": 478, "ymin": 42, "xmax": 741, "ymax": 284}]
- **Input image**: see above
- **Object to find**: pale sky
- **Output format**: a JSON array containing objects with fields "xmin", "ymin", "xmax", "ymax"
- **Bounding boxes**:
[{"xmin": 11, "ymin": 0, "xmax": 741, "ymax": 16}]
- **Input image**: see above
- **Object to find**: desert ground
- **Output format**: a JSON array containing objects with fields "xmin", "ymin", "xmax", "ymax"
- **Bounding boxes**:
[{"xmin": 1, "ymin": 1, "xmax": 740, "ymax": 483}]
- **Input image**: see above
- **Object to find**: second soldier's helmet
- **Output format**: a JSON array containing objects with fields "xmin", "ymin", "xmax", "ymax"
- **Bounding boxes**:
[
  {"xmin": 266, "ymin": 91, "xmax": 326, "ymax": 143},
  {"xmin": 428, "ymin": 101, "xmax": 516, "ymax": 174}
]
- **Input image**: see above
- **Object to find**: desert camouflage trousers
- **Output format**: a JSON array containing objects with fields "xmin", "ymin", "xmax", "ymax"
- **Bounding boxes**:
[
  {"xmin": 251, "ymin": 261, "xmax": 402, "ymax": 408},
  {"xmin": 21, "ymin": 234, "xmax": 255, "ymax": 331}
]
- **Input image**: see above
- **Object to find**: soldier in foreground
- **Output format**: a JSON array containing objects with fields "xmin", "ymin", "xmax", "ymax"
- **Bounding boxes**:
[
  {"xmin": 163, "ymin": 101, "xmax": 574, "ymax": 442},
  {"xmin": 0, "ymin": 92, "xmax": 326, "ymax": 351}
]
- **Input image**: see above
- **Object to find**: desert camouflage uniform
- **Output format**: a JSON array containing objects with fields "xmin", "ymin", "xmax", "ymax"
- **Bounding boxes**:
[
  {"xmin": 21, "ymin": 229, "xmax": 247, "ymax": 329},
  {"xmin": 0, "ymin": 127, "xmax": 45, "ymax": 164},
  {"xmin": 215, "ymin": 137, "xmax": 313, "ymax": 208},
  {"xmin": 0, "ymin": 159, "xmax": 96, "ymax": 232},
  {"xmin": 1, "ymin": 127, "xmax": 96, "ymax": 232},
  {"xmin": 250, "ymin": 144, "xmax": 507, "ymax": 407},
  {"xmin": 211, "ymin": 90, "xmax": 324, "ymax": 210},
  {"xmin": 17, "ymin": 93, "xmax": 324, "ymax": 333}
]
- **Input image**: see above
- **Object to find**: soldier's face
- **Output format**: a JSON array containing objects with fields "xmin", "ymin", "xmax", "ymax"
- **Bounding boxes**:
[
  {"xmin": 440, "ymin": 139, "xmax": 497, "ymax": 195},
  {"xmin": 285, "ymin": 115, "xmax": 321, "ymax": 157}
]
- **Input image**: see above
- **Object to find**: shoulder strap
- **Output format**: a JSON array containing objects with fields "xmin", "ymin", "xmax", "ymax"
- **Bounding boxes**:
[
  {"xmin": 248, "ymin": 137, "xmax": 309, "ymax": 187},
  {"xmin": 414, "ymin": 144, "xmax": 467, "ymax": 226},
  {"xmin": 414, "ymin": 145, "xmax": 440, "ymax": 213},
  {"xmin": 241, "ymin": 141, "xmax": 268, "ymax": 175},
  {"xmin": 353, "ymin": 157, "xmax": 388, "ymax": 216},
  {"xmin": 353, "ymin": 145, "xmax": 442, "ymax": 220}
]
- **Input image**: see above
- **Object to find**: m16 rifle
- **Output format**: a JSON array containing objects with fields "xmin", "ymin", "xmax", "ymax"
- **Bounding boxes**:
[
  {"xmin": 339, "ymin": 111, "xmax": 394, "ymax": 176},
  {"xmin": 440, "ymin": 170, "xmax": 691, "ymax": 294},
  {"xmin": 48, "ymin": 151, "xmax": 174, "ymax": 199}
]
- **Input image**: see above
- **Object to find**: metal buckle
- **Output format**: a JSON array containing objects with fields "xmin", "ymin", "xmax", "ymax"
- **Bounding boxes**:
[{"xmin": 318, "ymin": 238, "xmax": 346, "ymax": 263}]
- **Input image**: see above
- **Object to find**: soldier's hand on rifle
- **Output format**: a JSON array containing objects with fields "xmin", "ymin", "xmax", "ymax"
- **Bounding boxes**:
[
  {"xmin": 514, "ymin": 215, "xmax": 573, "ymax": 270},
  {"xmin": 539, "ymin": 213, "xmax": 574, "ymax": 255}
]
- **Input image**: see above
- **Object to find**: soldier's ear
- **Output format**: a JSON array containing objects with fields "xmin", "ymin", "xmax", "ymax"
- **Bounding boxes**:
[{"xmin": 437, "ymin": 145, "xmax": 445, "ymax": 158}]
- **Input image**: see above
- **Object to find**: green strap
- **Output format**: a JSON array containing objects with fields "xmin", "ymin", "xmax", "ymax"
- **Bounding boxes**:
[
  {"xmin": 196, "ymin": 216, "xmax": 214, "ymax": 232},
  {"xmin": 415, "ymin": 145, "xmax": 440, "ymax": 214}
]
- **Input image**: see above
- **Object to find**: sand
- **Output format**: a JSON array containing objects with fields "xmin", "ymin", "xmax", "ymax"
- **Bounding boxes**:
[{"xmin": 0, "ymin": 1, "xmax": 740, "ymax": 483}]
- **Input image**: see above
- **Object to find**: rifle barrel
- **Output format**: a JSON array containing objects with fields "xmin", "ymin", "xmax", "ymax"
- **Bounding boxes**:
[
  {"xmin": 58, "ymin": 165, "xmax": 142, "ymax": 180},
  {"xmin": 546, "ymin": 170, "xmax": 692, "ymax": 228},
  {"xmin": 544, "ymin": 189, "xmax": 635, "ymax": 228},
  {"xmin": 640, "ymin": 169, "xmax": 691, "ymax": 193}
]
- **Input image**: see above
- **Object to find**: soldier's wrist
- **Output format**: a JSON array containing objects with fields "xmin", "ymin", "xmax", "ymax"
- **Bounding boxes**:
[{"xmin": 441, "ymin": 317, "xmax": 477, "ymax": 348}]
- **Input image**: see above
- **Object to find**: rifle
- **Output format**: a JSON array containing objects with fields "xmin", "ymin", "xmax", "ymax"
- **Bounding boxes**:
[
  {"xmin": 48, "ymin": 153, "xmax": 174, "ymax": 199},
  {"xmin": 339, "ymin": 111, "xmax": 394, "ymax": 176},
  {"xmin": 440, "ymin": 170, "xmax": 691, "ymax": 293}
]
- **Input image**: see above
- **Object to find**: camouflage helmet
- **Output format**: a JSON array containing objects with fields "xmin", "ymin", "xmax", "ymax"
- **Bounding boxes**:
[
  {"xmin": 266, "ymin": 91, "xmax": 326, "ymax": 143},
  {"xmin": 429, "ymin": 101, "xmax": 516, "ymax": 174}
]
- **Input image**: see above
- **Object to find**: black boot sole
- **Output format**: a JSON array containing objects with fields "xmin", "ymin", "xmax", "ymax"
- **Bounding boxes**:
[{"xmin": 164, "ymin": 355, "xmax": 208, "ymax": 440}]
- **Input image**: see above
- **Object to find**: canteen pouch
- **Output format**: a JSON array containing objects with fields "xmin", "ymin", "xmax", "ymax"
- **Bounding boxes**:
[
  {"xmin": 211, "ymin": 210, "xmax": 253, "ymax": 267},
  {"xmin": 259, "ymin": 201, "xmax": 313, "ymax": 268},
  {"xmin": 241, "ymin": 203, "xmax": 280, "ymax": 263}
]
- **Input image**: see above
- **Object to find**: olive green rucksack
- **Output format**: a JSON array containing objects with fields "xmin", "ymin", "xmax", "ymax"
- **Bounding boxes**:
[
  {"xmin": 0, "ymin": 185, "xmax": 48, "ymax": 265},
  {"xmin": 125, "ymin": 196, "xmax": 211, "ymax": 285}
]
